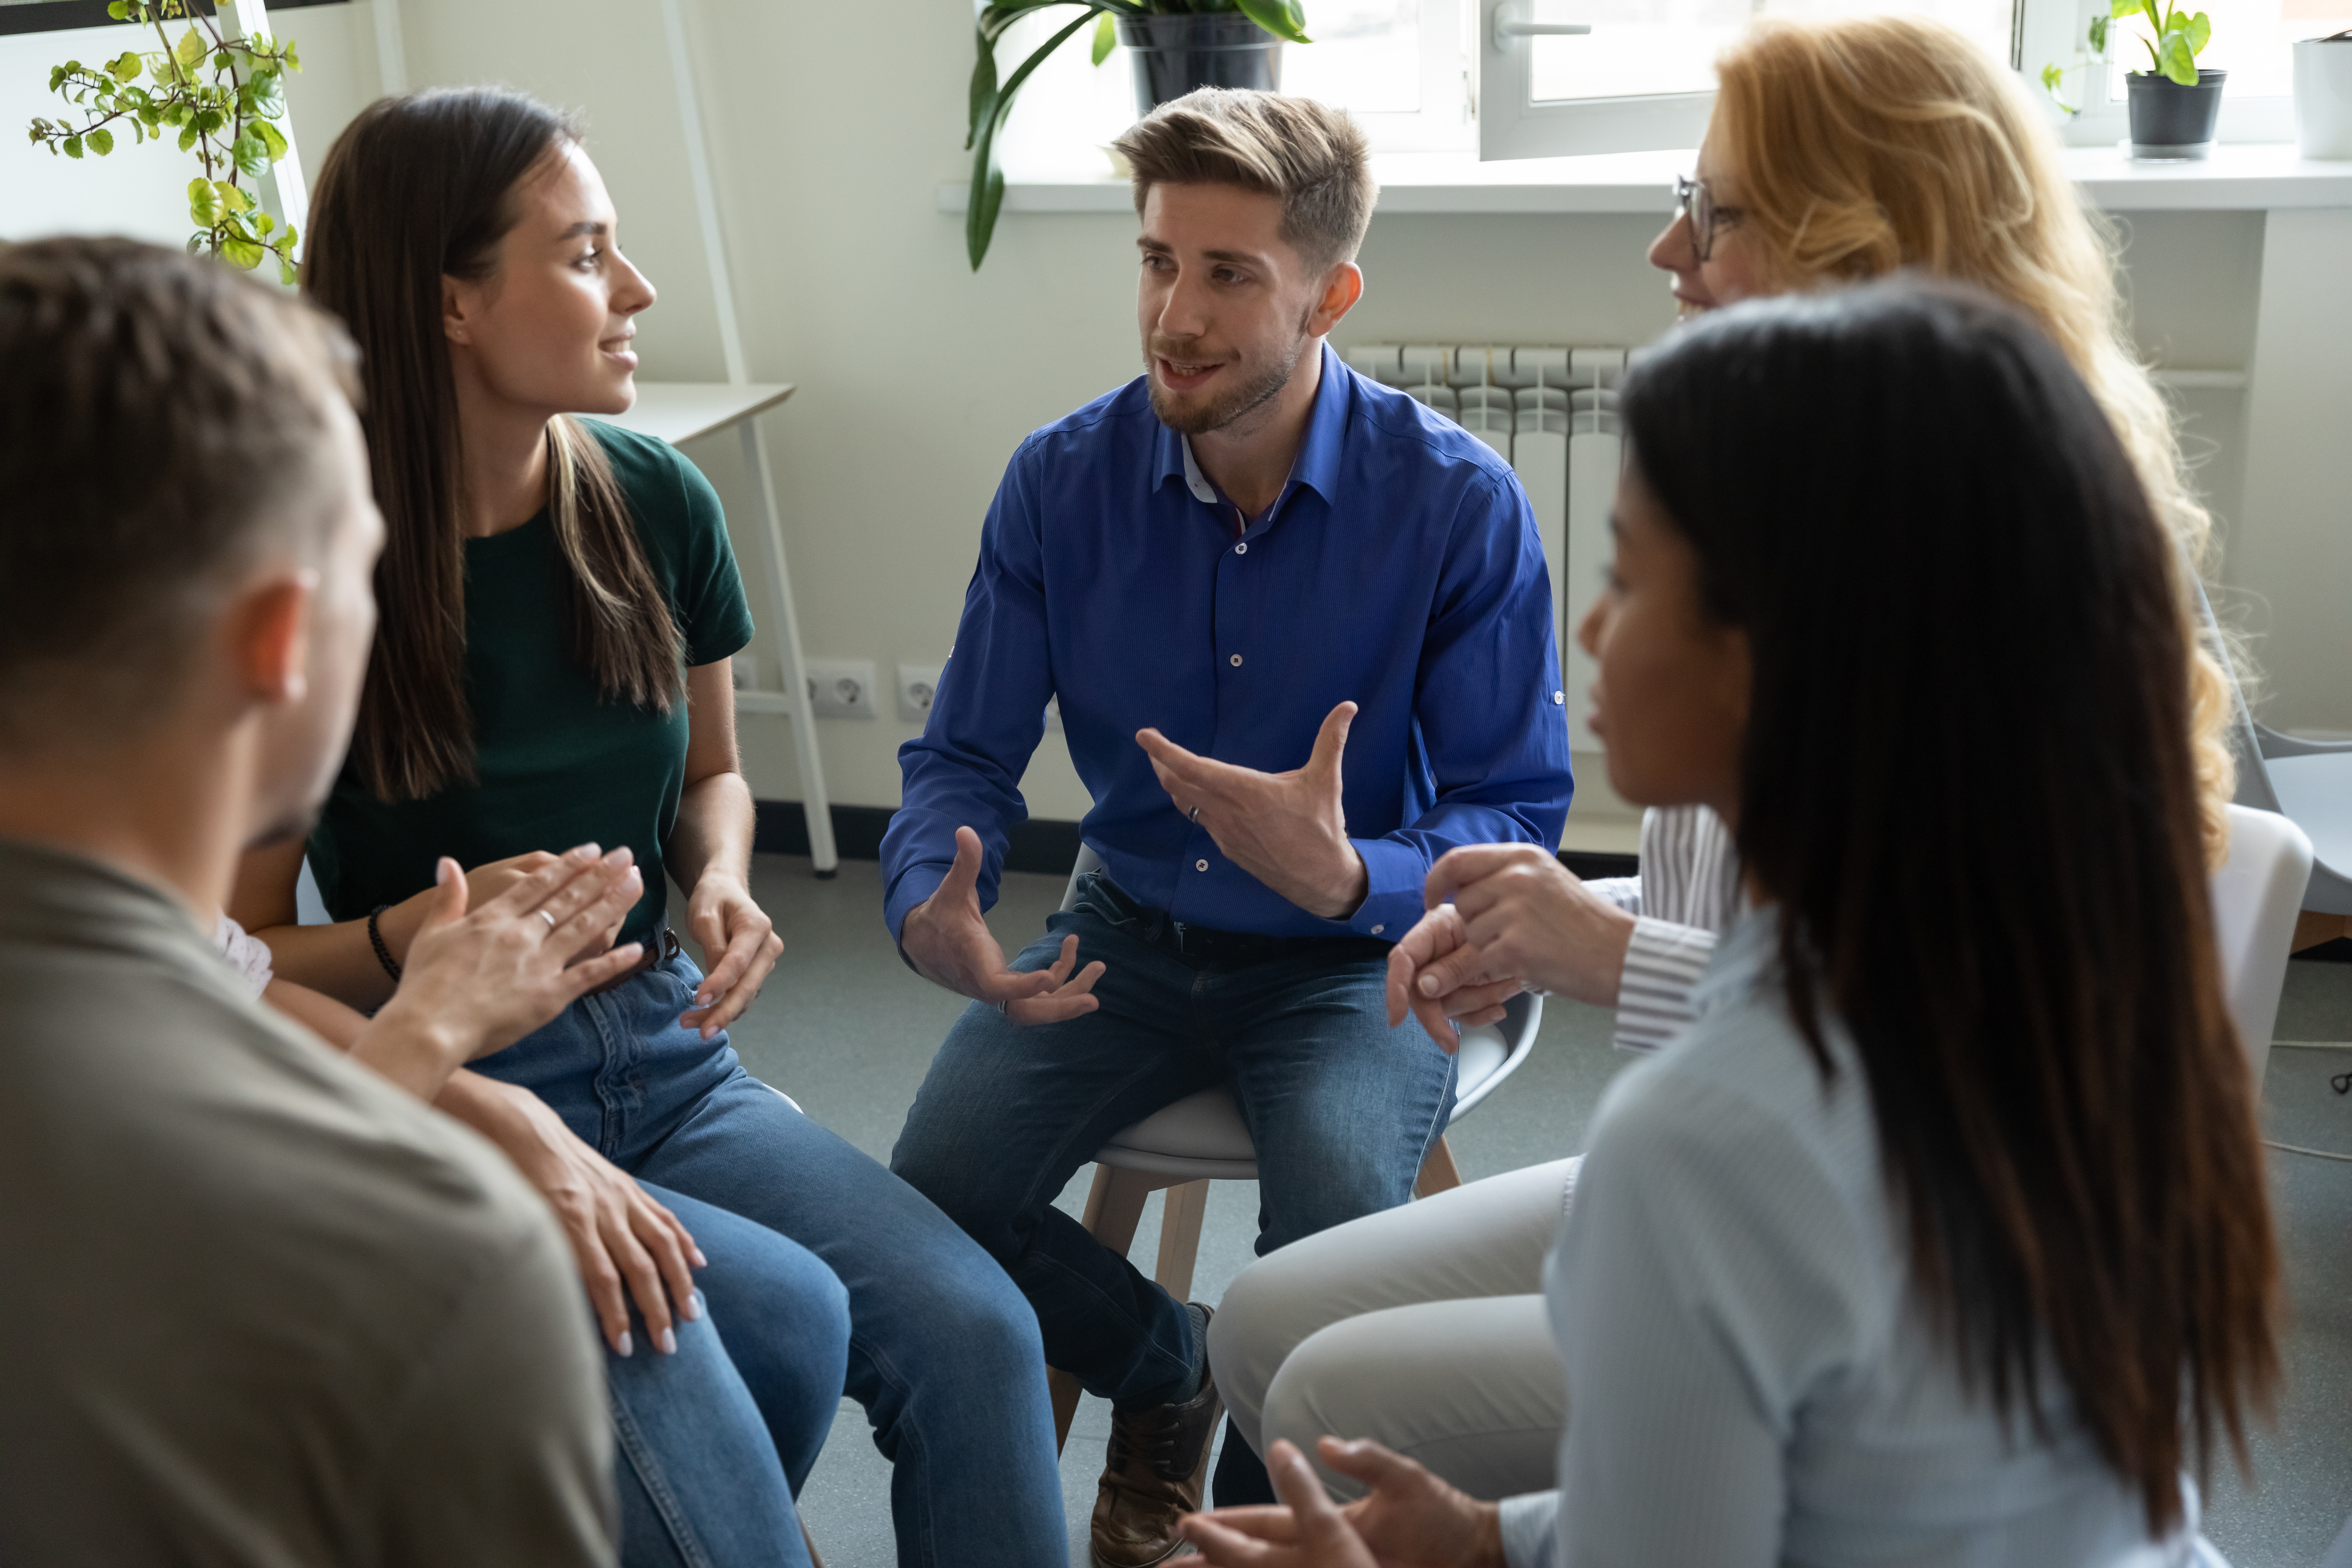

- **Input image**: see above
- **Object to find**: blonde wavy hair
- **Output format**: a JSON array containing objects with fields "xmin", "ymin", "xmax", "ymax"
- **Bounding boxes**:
[{"xmin": 1710, "ymin": 15, "xmax": 2240, "ymax": 855}]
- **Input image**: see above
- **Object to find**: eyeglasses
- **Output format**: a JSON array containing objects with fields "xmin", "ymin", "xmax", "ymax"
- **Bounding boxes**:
[{"xmin": 1673, "ymin": 174, "xmax": 1745, "ymax": 263}]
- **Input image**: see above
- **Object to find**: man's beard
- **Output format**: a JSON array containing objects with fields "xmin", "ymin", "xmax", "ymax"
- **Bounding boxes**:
[{"xmin": 1145, "ymin": 329, "xmax": 1311, "ymax": 436}]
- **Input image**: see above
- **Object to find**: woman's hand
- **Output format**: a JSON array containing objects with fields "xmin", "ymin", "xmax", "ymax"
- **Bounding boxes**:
[
  {"xmin": 1177, "ymin": 1437, "xmax": 1506, "ymax": 1568},
  {"xmin": 1423, "ymin": 845, "xmax": 1638, "ymax": 1009},
  {"xmin": 441, "ymin": 1072, "xmax": 707, "ymax": 1358},
  {"xmin": 681, "ymin": 870, "xmax": 783, "ymax": 1039},
  {"xmin": 359, "ymin": 846, "xmax": 649, "ymax": 1100},
  {"xmin": 1386, "ymin": 905, "xmax": 1525, "ymax": 1049}
]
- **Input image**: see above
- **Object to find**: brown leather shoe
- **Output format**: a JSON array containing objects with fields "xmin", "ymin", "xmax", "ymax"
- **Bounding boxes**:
[{"xmin": 1090, "ymin": 1311, "xmax": 1224, "ymax": 1568}]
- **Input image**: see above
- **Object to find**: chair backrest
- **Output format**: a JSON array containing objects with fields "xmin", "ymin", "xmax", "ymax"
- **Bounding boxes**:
[
  {"xmin": 2210, "ymin": 804, "xmax": 2314, "ymax": 1088},
  {"xmin": 1060, "ymin": 843, "xmax": 1106, "ymax": 914}
]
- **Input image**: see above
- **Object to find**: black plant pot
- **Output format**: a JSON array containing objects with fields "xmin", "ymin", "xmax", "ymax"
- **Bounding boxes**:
[
  {"xmin": 2127, "ymin": 68, "xmax": 2227, "ymax": 158},
  {"xmin": 1115, "ymin": 12, "xmax": 1283, "ymax": 116}
]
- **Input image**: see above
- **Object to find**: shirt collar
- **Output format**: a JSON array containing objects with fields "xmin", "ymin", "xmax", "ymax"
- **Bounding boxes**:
[{"xmin": 1152, "ymin": 340, "xmax": 1352, "ymax": 512}]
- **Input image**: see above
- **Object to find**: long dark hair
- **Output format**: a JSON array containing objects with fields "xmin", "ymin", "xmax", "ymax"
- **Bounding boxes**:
[
  {"xmin": 304, "ymin": 88, "xmax": 682, "ymax": 802},
  {"xmin": 1619, "ymin": 278, "xmax": 2277, "ymax": 1531}
]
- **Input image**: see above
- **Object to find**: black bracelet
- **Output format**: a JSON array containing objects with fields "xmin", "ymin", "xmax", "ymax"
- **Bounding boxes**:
[{"xmin": 366, "ymin": 903, "xmax": 402, "ymax": 983}]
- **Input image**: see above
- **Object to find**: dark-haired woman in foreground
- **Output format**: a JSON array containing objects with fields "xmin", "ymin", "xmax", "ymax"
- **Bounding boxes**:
[
  {"xmin": 232, "ymin": 88, "xmax": 1064, "ymax": 1567},
  {"xmin": 1183, "ymin": 281, "xmax": 2280, "ymax": 1566}
]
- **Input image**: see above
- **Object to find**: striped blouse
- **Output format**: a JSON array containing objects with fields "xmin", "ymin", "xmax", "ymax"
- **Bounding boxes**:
[{"xmin": 1586, "ymin": 804, "xmax": 1743, "ymax": 1051}]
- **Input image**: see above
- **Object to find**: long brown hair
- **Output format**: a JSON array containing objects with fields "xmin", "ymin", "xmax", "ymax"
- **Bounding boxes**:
[
  {"xmin": 304, "ymin": 88, "xmax": 682, "ymax": 802},
  {"xmin": 1621, "ymin": 280, "xmax": 2278, "ymax": 1534},
  {"xmin": 1709, "ymin": 16, "xmax": 2242, "ymax": 860}
]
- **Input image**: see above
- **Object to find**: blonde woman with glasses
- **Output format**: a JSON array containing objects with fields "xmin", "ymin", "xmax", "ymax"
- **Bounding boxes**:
[{"xmin": 1205, "ymin": 12, "xmax": 2251, "ymax": 1511}]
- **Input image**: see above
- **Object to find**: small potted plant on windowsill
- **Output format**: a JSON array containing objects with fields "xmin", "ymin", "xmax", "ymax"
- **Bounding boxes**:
[
  {"xmin": 964, "ymin": 0, "xmax": 1311, "ymax": 271},
  {"xmin": 2114, "ymin": 0, "xmax": 2226, "ymax": 159}
]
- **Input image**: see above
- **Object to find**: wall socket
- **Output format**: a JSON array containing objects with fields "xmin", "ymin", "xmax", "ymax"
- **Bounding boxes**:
[
  {"xmin": 897, "ymin": 664, "xmax": 943, "ymax": 723},
  {"xmin": 805, "ymin": 659, "xmax": 877, "ymax": 719}
]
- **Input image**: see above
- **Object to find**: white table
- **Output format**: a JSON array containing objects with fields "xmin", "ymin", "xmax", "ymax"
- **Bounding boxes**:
[{"xmin": 602, "ymin": 381, "xmax": 838, "ymax": 875}]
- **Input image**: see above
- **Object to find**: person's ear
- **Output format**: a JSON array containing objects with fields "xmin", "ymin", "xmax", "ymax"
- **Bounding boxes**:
[
  {"xmin": 443, "ymin": 274, "xmax": 476, "ymax": 348},
  {"xmin": 1307, "ymin": 260, "xmax": 1364, "ymax": 337},
  {"xmin": 225, "ymin": 569, "xmax": 319, "ymax": 708}
]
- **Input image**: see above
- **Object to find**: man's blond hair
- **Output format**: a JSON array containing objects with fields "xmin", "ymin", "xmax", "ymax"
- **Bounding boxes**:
[{"xmin": 1113, "ymin": 89, "xmax": 1376, "ymax": 270}]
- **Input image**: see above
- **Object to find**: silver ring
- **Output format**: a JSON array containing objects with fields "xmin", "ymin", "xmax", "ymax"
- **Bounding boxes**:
[
  {"xmin": 537, "ymin": 910, "xmax": 558, "ymax": 931},
  {"xmin": 1189, "ymin": 804, "xmax": 1201, "ymax": 823}
]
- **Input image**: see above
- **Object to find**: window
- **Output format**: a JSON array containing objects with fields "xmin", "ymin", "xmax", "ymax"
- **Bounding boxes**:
[{"xmin": 991, "ymin": 0, "xmax": 1472, "ymax": 177}]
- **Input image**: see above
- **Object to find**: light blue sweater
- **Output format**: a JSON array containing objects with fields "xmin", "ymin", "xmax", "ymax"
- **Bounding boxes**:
[{"xmin": 1499, "ymin": 907, "xmax": 2226, "ymax": 1568}]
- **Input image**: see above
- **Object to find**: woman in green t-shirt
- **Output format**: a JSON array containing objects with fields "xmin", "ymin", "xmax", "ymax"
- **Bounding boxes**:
[{"xmin": 234, "ymin": 88, "xmax": 1065, "ymax": 1567}]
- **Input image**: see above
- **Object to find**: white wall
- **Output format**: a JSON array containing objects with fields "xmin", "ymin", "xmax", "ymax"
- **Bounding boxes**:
[{"xmin": 4, "ymin": 0, "xmax": 2338, "ymax": 830}]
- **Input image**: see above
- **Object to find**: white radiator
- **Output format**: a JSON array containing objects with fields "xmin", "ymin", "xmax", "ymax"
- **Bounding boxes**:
[{"xmin": 1343, "ymin": 343, "xmax": 1629, "ymax": 750}]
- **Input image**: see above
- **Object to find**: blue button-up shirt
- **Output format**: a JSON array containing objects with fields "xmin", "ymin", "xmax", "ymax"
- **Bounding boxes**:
[{"xmin": 881, "ymin": 344, "xmax": 1575, "ymax": 943}]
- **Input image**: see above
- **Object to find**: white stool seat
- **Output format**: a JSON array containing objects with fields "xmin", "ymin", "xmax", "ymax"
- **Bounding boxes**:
[{"xmin": 1093, "ymin": 1000, "xmax": 1536, "ymax": 1181}]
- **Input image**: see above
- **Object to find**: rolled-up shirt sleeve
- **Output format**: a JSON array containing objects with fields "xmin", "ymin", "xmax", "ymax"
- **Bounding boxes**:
[
  {"xmin": 1612, "ymin": 918, "xmax": 1717, "ymax": 1054},
  {"xmin": 1500, "ymin": 1490, "xmax": 1561, "ymax": 1568}
]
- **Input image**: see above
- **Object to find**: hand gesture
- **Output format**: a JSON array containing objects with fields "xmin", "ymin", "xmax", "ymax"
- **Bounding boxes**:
[
  {"xmin": 900, "ymin": 826, "xmax": 1106, "ymax": 1025},
  {"xmin": 1385, "ymin": 905, "xmax": 1525, "ymax": 1051},
  {"xmin": 1424, "ymin": 845, "xmax": 1637, "ymax": 1008},
  {"xmin": 1136, "ymin": 701, "xmax": 1368, "ymax": 922},
  {"xmin": 359, "ymin": 845, "xmax": 648, "ymax": 1098},
  {"xmin": 1177, "ymin": 1436, "xmax": 1505, "ymax": 1568},
  {"xmin": 683, "ymin": 871, "xmax": 785, "ymax": 1039},
  {"xmin": 470, "ymin": 1075, "xmax": 706, "ymax": 1359}
]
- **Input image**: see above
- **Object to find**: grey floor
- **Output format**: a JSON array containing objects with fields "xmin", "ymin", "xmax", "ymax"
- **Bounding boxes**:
[{"xmin": 717, "ymin": 853, "xmax": 2352, "ymax": 1568}]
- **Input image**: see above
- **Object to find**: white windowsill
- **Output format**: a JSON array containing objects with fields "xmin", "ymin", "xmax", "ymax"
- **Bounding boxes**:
[{"xmin": 938, "ymin": 141, "xmax": 2352, "ymax": 216}]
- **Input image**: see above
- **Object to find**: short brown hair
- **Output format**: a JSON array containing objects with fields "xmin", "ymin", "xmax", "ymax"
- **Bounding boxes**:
[
  {"xmin": 1113, "ymin": 88, "xmax": 1377, "ymax": 268},
  {"xmin": 0, "ymin": 237, "xmax": 358, "ymax": 742}
]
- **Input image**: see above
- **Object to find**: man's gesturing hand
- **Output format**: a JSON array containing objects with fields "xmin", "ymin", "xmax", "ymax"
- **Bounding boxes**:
[
  {"xmin": 1136, "ymin": 702, "xmax": 1368, "ymax": 922},
  {"xmin": 900, "ymin": 826, "xmax": 1106, "ymax": 1025}
]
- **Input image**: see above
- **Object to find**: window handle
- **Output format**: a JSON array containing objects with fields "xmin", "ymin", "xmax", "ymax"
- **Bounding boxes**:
[{"xmin": 1492, "ymin": 0, "xmax": 1591, "ymax": 47}]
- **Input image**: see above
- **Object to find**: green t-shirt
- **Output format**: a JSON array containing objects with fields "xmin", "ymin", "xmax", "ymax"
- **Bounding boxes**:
[{"xmin": 310, "ymin": 422, "xmax": 755, "ymax": 945}]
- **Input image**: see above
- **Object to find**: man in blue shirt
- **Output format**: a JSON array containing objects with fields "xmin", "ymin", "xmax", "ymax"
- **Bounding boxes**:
[{"xmin": 882, "ymin": 89, "xmax": 1573, "ymax": 1557}]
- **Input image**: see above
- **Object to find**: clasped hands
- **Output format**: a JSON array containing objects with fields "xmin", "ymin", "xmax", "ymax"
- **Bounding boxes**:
[
  {"xmin": 899, "ymin": 702, "xmax": 1370, "ymax": 1023},
  {"xmin": 1386, "ymin": 845, "xmax": 1639, "ymax": 1053}
]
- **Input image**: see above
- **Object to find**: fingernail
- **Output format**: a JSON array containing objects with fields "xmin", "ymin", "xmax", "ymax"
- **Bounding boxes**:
[
  {"xmin": 692, "ymin": 1250, "xmax": 709, "ymax": 1269},
  {"xmin": 684, "ymin": 1291, "xmax": 704, "ymax": 1321},
  {"xmin": 659, "ymin": 1327, "xmax": 678, "ymax": 1355},
  {"xmin": 1419, "ymin": 975, "xmax": 1440, "ymax": 995},
  {"xmin": 615, "ymin": 1330, "xmax": 633, "ymax": 1358},
  {"xmin": 603, "ymin": 846, "xmax": 631, "ymax": 867},
  {"xmin": 572, "ymin": 843, "xmax": 600, "ymax": 863}
]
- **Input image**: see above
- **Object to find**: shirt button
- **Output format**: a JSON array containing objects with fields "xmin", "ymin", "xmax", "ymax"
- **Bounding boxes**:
[
  {"xmin": 1230, "ymin": 653, "xmax": 1244, "ymax": 667},
  {"xmin": 1371, "ymin": 923, "xmax": 1386, "ymax": 935},
  {"xmin": 1234, "ymin": 542, "xmax": 1248, "ymax": 555},
  {"xmin": 1196, "ymin": 858, "xmax": 1209, "ymax": 872},
  {"xmin": 1552, "ymin": 690, "xmax": 1565, "ymax": 705}
]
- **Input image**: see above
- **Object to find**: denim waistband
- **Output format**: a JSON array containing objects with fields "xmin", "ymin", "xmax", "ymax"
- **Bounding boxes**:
[{"xmin": 1080, "ymin": 870, "xmax": 1390, "ymax": 966}]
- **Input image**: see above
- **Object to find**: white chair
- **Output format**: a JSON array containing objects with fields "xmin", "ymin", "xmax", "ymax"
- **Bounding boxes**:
[
  {"xmin": 2222, "ymin": 640, "xmax": 2351, "ymax": 951},
  {"xmin": 2209, "ymin": 804, "xmax": 2316, "ymax": 1089},
  {"xmin": 1045, "ymin": 846, "xmax": 1542, "ymax": 1448}
]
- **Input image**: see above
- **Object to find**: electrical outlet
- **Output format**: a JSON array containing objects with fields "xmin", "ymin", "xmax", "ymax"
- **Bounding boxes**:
[
  {"xmin": 805, "ymin": 659, "xmax": 877, "ymax": 719},
  {"xmin": 897, "ymin": 664, "xmax": 943, "ymax": 723}
]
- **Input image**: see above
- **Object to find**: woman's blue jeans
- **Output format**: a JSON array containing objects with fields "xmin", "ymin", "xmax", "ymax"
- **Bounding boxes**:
[{"xmin": 475, "ymin": 946, "xmax": 1065, "ymax": 1568}]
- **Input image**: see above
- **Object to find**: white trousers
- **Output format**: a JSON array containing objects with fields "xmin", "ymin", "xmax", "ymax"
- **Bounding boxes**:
[{"xmin": 1209, "ymin": 1155, "xmax": 1580, "ymax": 1499}]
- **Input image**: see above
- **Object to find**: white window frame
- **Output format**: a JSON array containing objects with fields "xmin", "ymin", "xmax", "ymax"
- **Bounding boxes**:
[
  {"xmin": 1475, "ymin": 0, "xmax": 2294, "ymax": 161},
  {"xmin": 1314, "ymin": 0, "xmax": 1478, "ymax": 153}
]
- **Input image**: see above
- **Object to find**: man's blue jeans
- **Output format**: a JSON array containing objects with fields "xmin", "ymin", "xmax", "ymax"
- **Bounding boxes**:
[
  {"xmin": 889, "ymin": 870, "xmax": 1457, "ymax": 1503},
  {"xmin": 477, "ymin": 946, "xmax": 1065, "ymax": 1568}
]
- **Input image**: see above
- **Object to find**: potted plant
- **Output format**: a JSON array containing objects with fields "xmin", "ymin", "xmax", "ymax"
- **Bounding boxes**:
[
  {"xmin": 2113, "ymin": 0, "xmax": 2226, "ymax": 158},
  {"xmin": 24, "ymin": 0, "xmax": 302, "ymax": 280},
  {"xmin": 2038, "ymin": 12, "xmax": 2114, "ymax": 117},
  {"xmin": 965, "ymin": 0, "xmax": 1311, "ymax": 270}
]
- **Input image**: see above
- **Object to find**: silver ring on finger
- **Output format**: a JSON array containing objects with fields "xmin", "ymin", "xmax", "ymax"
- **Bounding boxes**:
[
  {"xmin": 538, "ymin": 910, "xmax": 558, "ymax": 931},
  {"xmin": 1189, "ymin": 803, "xmax": 1201, "ymax": 824}
]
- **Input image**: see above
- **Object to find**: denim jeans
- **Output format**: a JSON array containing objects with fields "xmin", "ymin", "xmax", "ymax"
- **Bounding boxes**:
[
  {"xmin": 889, "ymin": 870, "xmax": 1456, "ymax": 1505},
  {"xmin": 476, "ymin": 947, "xmax": 1065, "ymax": 1568}
]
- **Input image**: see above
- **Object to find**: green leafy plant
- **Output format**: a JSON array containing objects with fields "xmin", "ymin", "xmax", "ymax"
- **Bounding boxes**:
[
  {"xmin": 26, "ymin": 0, "xmax": 301, "ymax": 281},
  {"xmin": 966, "ymin": 0, "xmax": 1311, "ymax": 271},
  {"xmin": 2113, "ymin": 0, "xmax": 2212, "ymax": 85},
  {"xmin": 2039, "ymin": 13, "xmax": 2112, "ymax": 115}
]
